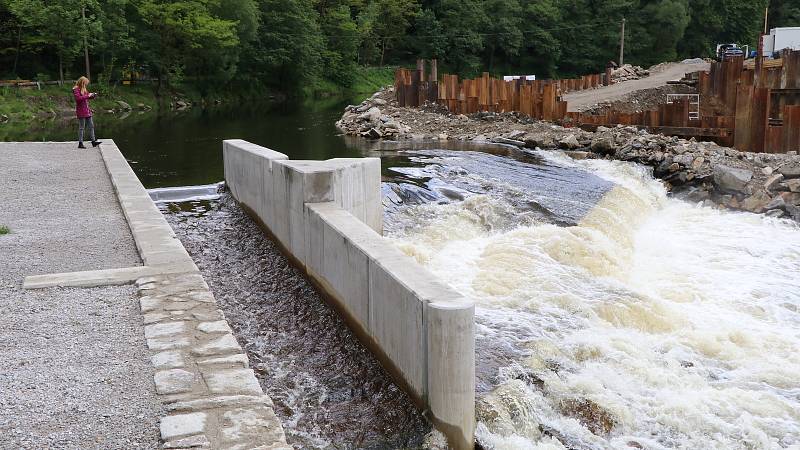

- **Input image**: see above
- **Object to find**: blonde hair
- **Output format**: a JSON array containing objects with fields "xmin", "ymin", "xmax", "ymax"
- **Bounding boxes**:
[{"xmin": 74, "ymin": 76, "xmax": 90, "ymax": 95}]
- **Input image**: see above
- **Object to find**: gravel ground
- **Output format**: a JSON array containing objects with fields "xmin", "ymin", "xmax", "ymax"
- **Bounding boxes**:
[
  {"xmin": 0, "ymin": 142, "xmax": 161, "ymax": 449},
  {"xmin": 0, "ymin": 142, "xmax": 140, "ymax": 277},
  {"xmin": 564, "ymin": 60, "xmax": 710, "ymax": 111}
]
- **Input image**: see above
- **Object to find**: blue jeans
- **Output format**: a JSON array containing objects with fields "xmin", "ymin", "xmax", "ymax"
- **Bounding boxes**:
[{"xmin": 78, "ymin": 116, "xmax": 95, "ymax": 143}]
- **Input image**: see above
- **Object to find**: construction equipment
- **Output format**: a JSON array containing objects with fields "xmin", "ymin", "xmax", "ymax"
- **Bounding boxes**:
[{"xmin": 716, "ymin": 43, "xmax": 746, "ymax": 61}]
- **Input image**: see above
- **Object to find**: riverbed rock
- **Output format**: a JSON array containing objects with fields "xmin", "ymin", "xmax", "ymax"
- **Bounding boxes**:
[
  {"xmin": 713, "ymin": 165, "xmax": 753, "ymax": 193},
  {"xmin": 493, "ymin": 137, "xmax": 525, "ymax": 146},
  {"xmin": 590, "ymin": 136, "xmax": 615, "ymax": 154},
  {"xmin": 373, "ymin": 98, "xmax": 387, "ymax": 106},
  {"xmin": 765, "ymin": 173, "xmax": 784, "ymax": 191},
  {"xmin": 780, "ymin": 192, "xmax": 800, "ymax": 206},
  {"xmin": 779, "ymin": 163, "xmax": 800, "ymax": 179},
  {"xmin": 782, "ymin": 179, "xmax": 800, "ymax": 193},
  {"xmin": 786, "ymin": 203, "xmax": 800, "ymax": 221},
  {"xmin": 764, "ymin": 194, "xmax": 785, "ymax": 211},
  {"xmin": 506, "ymin": 130, "xmax": 527, "ymax": 140},
  {"xmin": 358, "ymin": 107, "xmax": 381, "ymax": 123},
  {"xmin": 559, "ymin": 134, "xmax": 580, "ymax": 149}
]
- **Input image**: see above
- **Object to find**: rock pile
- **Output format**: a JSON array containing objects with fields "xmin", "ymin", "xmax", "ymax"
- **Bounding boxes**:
[
  {"xmin": 586, "ymin": 126, "xmax": 800, "ymax": 221},
  {"xmin": 336, "ymin": 91, "xmax": 411, "ymax": 139},
  {"xmin": 337, "ymin": 88, "xmax": 800, "ymax": 223},
  {"xmin": 611, "ymin": 64, "xmax": 649, "ymax": 82}
]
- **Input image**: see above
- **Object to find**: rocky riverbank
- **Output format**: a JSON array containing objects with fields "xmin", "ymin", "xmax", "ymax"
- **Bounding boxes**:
[{"xmin": 337, "ymin": 88, "xmax": 800, "ymax": 223}]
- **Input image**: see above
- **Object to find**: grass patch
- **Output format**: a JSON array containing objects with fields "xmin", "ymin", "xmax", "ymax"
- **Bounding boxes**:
[
  {"xmin": 306, "ymin": 66, "xmax": 396, "ymax": 99},
  {"xmin": 350, "ymin": 66, "xmax": 396, "ymax": 94},
  {"xmin": 0, "ymin": 225, "xmax": 9, "ymax": 235},
  {"xmin": 0, "ymin": 84, "xmax": 161, "ymax": 123}
]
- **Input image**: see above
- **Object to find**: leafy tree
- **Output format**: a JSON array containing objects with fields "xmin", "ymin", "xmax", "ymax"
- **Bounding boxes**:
[
  {"xmin": 318, "ymin": 3, "xmax": 360, "ymax": 86},
  {"xmin": 518, "ymin": 0, "xmax": 562, "ymax": 78},
  {"xmin": 372, "ymin": 0, "xmax": 420, "ymax": 65},
  {"xmin": 769, "ymin": 0, "xmax": 800, "ymax": 29},
  {"xmin": 7, "ymin": 0, "xmax": 84, "ymax": 83},
  {"xmin": 627, "ymin": 0, "xmax": 691, "ymax": 67},
  {"xmin": 434, "ymin": 0, "xmax": 487, "ymax": 76},
  {"xmin": 411, "ymin": 8, "xmax": 447, "ymax": 61},
  {"xmin": 678, "ymin": 0, "xmax": 725, "ymax": 58},
  {"xmin": 483, "ymin": 0, "xmax": 523, "ymax": 72},
  {"xmin": 134, "ymin": 0, "xmax": 239, "ymax": 91},
  {"xmin": 241, "ymin": 0, "xmax": 324, "ymax": 91}
]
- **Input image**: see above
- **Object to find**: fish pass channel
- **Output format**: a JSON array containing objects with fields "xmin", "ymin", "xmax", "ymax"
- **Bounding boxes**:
[{"xmin": 154, "ymin": 144, "xmax": 800, "ymax": 449}]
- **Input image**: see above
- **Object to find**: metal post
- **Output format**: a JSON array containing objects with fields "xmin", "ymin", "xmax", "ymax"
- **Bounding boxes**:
[
  {"xmin": 82, "ymin": 5, "xmax": 90, "ymax": 80},
  {"xmin": 619, "ymin": 18, "xmax": 626, "ymax": 67}
]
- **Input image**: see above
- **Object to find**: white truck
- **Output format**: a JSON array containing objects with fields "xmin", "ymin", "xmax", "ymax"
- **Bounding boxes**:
[{"xmin": 762, "ymin": 27, "xmax": 800, "ymax": 56}]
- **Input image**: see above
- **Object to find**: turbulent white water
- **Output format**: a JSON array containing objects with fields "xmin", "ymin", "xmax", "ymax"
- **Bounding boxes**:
[{"xmin": 388, "ymin": 151, "xmax": 800, "ymax": 449}]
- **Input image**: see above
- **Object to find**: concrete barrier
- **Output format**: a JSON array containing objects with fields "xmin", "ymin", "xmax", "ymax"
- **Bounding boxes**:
[{"xmin": 223, "ymin": 139, "xmax": 476, "ymax": 449}]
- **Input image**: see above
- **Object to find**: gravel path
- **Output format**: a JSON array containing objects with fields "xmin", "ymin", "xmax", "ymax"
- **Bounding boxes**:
[
  {"xmin": 0, "ymin": 142, "xmax": 161, "ymax": 449},
  {"xmin": 564, "ymin": 61, "xmax": 710, "ymax": 112}
]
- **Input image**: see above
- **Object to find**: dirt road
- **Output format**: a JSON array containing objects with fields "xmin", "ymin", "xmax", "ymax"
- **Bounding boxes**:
[{"xmin": 564, "ymin": 61, "xmax": 710, "ymax": 112}]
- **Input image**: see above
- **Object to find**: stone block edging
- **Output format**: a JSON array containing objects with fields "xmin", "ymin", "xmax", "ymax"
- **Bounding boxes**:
[{"xmin": 100, "ymin": 141, "xmax": 290, "ymax": 449}]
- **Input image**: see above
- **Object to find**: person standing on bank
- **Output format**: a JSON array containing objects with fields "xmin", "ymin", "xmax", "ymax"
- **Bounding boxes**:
[{"xmin": 73, "ymin": 76, "xmax": 102, "ymax": 149}]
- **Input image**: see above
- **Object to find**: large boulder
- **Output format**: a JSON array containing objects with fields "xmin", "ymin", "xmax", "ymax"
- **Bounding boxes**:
[
  {"xmin": 713, "ymin": 164, "xmax": 753, "ymax": 193},
  {"xmin": 764, "ymin": 173, "xmax": 785, "ymax": 191},
  {"xmin": 778, "ymin": 163, "xmax": 800, "ymax": 179},
  {"xmin": 741, "ymin": 190, "xmax": 772, "ymax": 213},
  {"xmin": 782, "ymin": 179, "xmax": 800, "ymax": 192},
  {"xmin": 590, "ymin": 135, "xmax": 615, "ymax": 154},
  {"xmin": 559, "ymin": 134, "xmax": 580, "ymax": 149},
  {"xmin": 358, "ymin": 107, "xmax": 381, "ymax": 123}
]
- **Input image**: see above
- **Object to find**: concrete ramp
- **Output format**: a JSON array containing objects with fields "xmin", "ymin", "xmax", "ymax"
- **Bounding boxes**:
[{"xmin": 223, "ymin": 139, "xmax": 476, "ymax": 449}]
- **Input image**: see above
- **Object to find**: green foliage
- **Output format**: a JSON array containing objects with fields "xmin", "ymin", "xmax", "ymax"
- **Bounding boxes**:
[
  {"xmin": 0, "ymin": 225, "xmax": 9, "ymax": 235},
  {"xmin": 770, "ymin": 0, "xmax": 800, "ymax": 28},
  {"xmin": 0, "ymin": 0, "xmax": 793, "ymax": 97}
]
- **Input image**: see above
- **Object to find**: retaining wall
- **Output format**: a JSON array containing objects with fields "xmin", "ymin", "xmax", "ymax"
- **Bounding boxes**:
[{"xmin": 223, "ymin": 139, "xmax": 476, "ymax": 449}]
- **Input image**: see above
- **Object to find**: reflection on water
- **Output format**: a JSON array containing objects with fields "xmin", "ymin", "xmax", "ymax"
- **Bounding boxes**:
[{"xmin": 3, "ymin": 97, "xmax": 365, "ymax": 188}]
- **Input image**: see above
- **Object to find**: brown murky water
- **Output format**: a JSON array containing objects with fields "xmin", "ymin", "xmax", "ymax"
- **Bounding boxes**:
[{"xmin": 162, "ymin": 195, "xmax": 430, "ymax": 449}]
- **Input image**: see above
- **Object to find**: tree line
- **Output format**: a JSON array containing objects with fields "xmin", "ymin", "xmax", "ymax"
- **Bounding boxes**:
[{"xmin": 0, "ymin": 0, "xmax": 798, "ymax": 96}]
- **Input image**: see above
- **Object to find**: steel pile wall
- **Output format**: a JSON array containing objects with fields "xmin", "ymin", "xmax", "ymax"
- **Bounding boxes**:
[{"xmin": 396, "ymin": 52, "xmax": 800, "ymax": 153}]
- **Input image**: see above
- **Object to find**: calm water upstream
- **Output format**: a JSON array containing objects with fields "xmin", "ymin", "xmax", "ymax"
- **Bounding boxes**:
[
  {"xmin": 6, "ymin": 100, "xmax": 799, "ymax": 449},
  {"xmin": 2, "ymin": 97, "xmax": 363, "ymax": 188}
]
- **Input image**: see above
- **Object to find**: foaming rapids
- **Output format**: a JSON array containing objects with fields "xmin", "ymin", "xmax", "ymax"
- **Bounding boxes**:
[{"xmin": 387, "ymin": 151, "xmax": 800, "ymax": 449}]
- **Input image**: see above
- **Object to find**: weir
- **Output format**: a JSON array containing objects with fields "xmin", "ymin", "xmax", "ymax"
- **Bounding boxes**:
[{"xmin": 222, "ymin": 139, "xmax": 477, "ymax": 448}]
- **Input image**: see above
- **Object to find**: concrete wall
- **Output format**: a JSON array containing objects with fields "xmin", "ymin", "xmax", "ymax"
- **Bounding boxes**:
[{"xmin": 222, "ymin": 139, "xmax": 475, "ymax": 449}]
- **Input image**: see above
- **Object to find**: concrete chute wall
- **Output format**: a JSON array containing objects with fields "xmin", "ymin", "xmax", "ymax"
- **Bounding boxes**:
[{"xmin": 222, "ymin": 139, "xmax": 476, "ymax": 449}]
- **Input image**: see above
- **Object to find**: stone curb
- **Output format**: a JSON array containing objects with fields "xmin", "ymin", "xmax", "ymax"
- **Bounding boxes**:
[{"xmin": 99, "ymin": 141, "xmax": 290, "ymax": 449}]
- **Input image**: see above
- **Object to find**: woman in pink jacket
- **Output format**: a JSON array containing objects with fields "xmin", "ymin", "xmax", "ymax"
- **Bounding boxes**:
[{"xmin": 73, "ymin": 76, "xmax": 102, "ymax": 149}]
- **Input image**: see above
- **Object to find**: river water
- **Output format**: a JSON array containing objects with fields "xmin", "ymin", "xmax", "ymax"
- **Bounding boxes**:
[
  {"xmin": 8, "ymin": 101, "xmax": 800, "ymax": 449},
  {"xmin": 386, "ymin": 150, "xmax": 800, "ymax": 449}
]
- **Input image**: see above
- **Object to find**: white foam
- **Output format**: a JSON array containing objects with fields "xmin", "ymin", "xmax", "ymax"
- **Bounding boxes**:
[{"xmin": 390, "ymin": 157, "xmax": 800, "ymax": 448}]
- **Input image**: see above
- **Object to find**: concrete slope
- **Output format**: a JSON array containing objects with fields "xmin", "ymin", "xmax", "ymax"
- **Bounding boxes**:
[{"xmin": 564, "ymin": 61, "xmax": 710, "ymax": 112}]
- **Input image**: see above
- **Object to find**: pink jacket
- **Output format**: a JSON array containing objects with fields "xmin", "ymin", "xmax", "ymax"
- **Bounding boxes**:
[{"xmin": 73, "ymin": 87, "xmax": 93, "ymax": 118}]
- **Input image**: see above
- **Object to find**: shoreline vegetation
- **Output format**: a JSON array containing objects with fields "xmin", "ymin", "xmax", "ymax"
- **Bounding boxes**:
[
  {"xmin": 0, "ymin": 66, "xmax": 395, "ymax": 125},
  {"xmin": 3, "ymin": 0, "xmax": 796, "ymax": 127}
]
